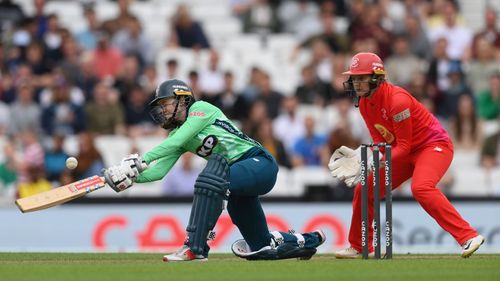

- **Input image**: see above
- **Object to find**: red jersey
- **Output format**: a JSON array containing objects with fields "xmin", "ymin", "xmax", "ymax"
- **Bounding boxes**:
[{"xmin": 359, "ymin": 82, "xmax": 450, "ymax": 162}]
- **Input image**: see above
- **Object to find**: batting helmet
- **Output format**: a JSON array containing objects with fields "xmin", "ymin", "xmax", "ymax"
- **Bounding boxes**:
[
  {"xmin": 149, "ymin": 79, "xmax": 194, "ymax": 106},
  {"xmin": 342, "ymin": 52, "xmax": 385, "ymax": 76},
  {"xmin": 149, "ymin": 79, "xmax": 195, "ymax": 130}
]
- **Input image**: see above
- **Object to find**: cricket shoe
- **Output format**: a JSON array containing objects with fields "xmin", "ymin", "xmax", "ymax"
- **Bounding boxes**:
[
  {"xmin": 297, "ymin": 229, "xmax": 327, "ymax": 260},
  {"xmin": 334, "ymin": 247, "xmax": 377, "ymax": 259},
  {"xmin": 461, "ymin": 235, "xmax": 485, "ymax": 258},
  {"xmin": 162, "ymin": 245, "xmax": 208, "ymax": 262}
]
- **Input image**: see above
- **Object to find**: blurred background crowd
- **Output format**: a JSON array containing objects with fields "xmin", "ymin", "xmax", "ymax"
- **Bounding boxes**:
[{"xmin": 1, "ymin": 0, "xmax": 500, "ymax": 202}]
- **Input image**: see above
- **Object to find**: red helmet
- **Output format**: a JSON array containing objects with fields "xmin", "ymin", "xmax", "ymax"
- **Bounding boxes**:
[{"xmin": 342, "ymin": 52, "xmax": 385, "ymax": 76}]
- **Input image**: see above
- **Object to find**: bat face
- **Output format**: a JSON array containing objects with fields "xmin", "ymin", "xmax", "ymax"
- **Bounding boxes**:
[{"xmin": 15, "ymin": 176, "xmax": 106, "ymax": 213}]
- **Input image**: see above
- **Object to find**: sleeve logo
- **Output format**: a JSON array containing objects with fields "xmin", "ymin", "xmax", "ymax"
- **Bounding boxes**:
[
  {"xmin": 393, "ymin": 108, "xmax": 410, "ymax": 122},
  {"xmin": 189, "ymin": 111, "xmax": 205, "ymax": 117}
]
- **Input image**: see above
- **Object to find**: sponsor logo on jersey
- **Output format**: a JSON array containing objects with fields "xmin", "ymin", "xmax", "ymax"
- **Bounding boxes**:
[
  {"xmin": 189, "ymin": 111, "xmax": 205, "ymax": 117},
  {"xmin": 381, "ymin": 108, "xmax": 388, "ymax": 120},
  {"xmin": 374, "ymin": 124, "xmax": 394, "ymax": 144},
  {"xmin": 196, "ymin": 135, "xmax": 218, "ymax": 157},
  {"xmin": 213, "ymin": 119, "xmax": 259, "ymax": 146},
  {"xmin": 393, "ymin": 108, "xmax": 410, "ymax": 122}
]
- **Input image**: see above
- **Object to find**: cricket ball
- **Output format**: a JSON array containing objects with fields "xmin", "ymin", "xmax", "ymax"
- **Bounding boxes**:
[{"xmin": 66, "ymin": 157, "xmax": 78, "ymax": 170}]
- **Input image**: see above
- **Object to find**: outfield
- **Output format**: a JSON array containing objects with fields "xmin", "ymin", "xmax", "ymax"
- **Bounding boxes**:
[{"xmin": 0, "ymin": 253, "xmax": 499, "ymax": 281}]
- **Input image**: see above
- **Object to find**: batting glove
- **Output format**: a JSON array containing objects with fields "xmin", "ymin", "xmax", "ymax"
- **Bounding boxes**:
[
  {"xmin": 103, "ymin": 165, "xmax": 134, "ymax": 192},
  {"xmin": 121, "ymin": 154, "xmax": 148, "ymax": 178}
]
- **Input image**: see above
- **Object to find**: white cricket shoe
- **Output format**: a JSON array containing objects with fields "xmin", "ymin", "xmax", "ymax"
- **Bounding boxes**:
[
  {"xmin": 162, "ymin": 245, "xmax": 208, "ymax": 262},
  {"xmin": 334, "ymin": 247, "xmax": 377, "ymax": 259},
  {"xmin": 461, "ymin": 235, "xmax": 485, "ymax": 258}
]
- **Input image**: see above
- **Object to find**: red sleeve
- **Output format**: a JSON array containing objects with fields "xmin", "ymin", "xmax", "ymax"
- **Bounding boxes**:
[{"xmin": 389, "ymin": 93, "xmax": 413, "ymax": 162}]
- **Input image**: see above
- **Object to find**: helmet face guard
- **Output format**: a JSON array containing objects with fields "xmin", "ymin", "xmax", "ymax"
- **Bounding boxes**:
[
  {"xmin": 342, "ymin": 52, "xmax": 386, "ymax": 106},
  {"xmin": 149, "ymin": 79, "xmax": 195, "ymax": 130},
  {"xmin": 149, "ymin": 96, "xmax": 193, "ymax": 130}
]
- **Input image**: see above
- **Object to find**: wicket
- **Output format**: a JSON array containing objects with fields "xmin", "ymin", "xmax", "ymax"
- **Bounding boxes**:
[{"xmin": 361, "ymin": 143, "xmax": 392, "ymax": 259}]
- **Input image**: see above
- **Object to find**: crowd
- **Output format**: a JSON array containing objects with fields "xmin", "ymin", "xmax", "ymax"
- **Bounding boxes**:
[{"xmin": 0, "ymin": 0, "xmax": 500, "ymax": 199}]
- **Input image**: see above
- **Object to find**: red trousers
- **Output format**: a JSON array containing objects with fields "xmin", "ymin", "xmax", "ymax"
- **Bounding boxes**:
[{"xmin": 349, "ymin": 141, "xmax": 478, "ymax": 252}]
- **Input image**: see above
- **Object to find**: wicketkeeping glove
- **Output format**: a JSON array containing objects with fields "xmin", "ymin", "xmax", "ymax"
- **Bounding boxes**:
[
  {"xmin": 328, "ymin": 146, "xmax": 379, "ymax": 188},
  {"xmin": 103, "ymin": 165, "xmax": 134, "ymax": 192}
]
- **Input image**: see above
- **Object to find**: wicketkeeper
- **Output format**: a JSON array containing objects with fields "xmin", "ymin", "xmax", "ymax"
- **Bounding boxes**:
[
  {"xmin": 103, "ymin": 79, "xmax": 325, "ymax": 262},
  {"xmin": 328, "ymin": 52, "xmax": 484, "ymax": 259}
]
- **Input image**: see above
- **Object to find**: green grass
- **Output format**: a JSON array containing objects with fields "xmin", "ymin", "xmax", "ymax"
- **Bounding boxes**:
[{"xmin": 0, "ymin": 253, "xmax": 499, "ymax": 281}]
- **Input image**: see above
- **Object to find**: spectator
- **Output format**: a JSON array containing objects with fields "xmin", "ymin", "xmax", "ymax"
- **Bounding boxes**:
[
  {"xmin": 213, "ymin": 71, "xmax": 249, "ymax": 121},
  {"xmin": 438, "ymin": 61, "xmax": 471, "ymax": 119},
  {"xmin": 426, "ymin": 37, "xmax": 454, "ymax": 105},
  {"xmin": 8, "ymin": 81, "xmax": 42, "ymax": 136},
  {"xmin": 295, "ymin": 64, "xmax": 333, "ymax": 106},
  {"xmin": 33, "ymin": 0, "xmax": 48, "ymax": 39},
  {"xmin": 241, "ymin": 0, "xmax": 281, "ymax": 34},
  {"xmin": 139, "ymin": 64, "xmax": 159, "ymax": 94},
  {"xmin": 77, "ymin": 52, "xmax": 99, "ymax": 100},
  {"xmin": 17, "ymin": 130, "xmax": 45, "ymax": 184},
  {"xmin": 187, "ymin": 70, "xmax": 201, "ymax": 100},
  {"xmin": 58, "ymin": 38, "xmax": 83, "ymax": 87},
  {"xmin": 426, "ymin": 0, "xmax": 472, "ymax": 60},
  {"xmin": 42, "ymin": 13, "xmax": 64, "ymax": 66},
  {"xmin": 291, "ymin": 115, "xmax": 326, "ymax": 167},
  {"xmin": 256, "ymin": 71, "xmax": 283, "ymax": 119},
  {"xmin": 272, "ymin": 96, "xmax": 305, "ymax": 154},
  {"xmin": 168, "ymin": 4, "xmax": 210, "ymax": 50},
  {"xmin": 278, "ymin": 0, "xmax": 319, "ymax": 41},
  {"xmin": 75, "ymin": 6, "xmax": 100, "ymax": 51},
  {"xmin": 41, "ymin": 79, "xmax": 86, "ymax": 135},
  {"xmin": 90, "ymin": 32, "xmax": 124, "ymax": 80},
  {"xmin": 384, "ymin": 35, "xmax": 423, "ymax": 89},
  {"xmin": 299, "ymin": 2, "xmax": 349, "ymax": 53},
  {"xmin": 465, "ymin": 37, "xmax": 500, "ymax": 96},
  {"xmin": 113, "ymin": 54, "xmax": 141, "ymax": 104},
  {"xmin": 85, "ymin": 82, "xmax": 126, "ymax": 135},
  {"xmin": 0, "ymin": 0, "xmax": 25, "ymax": 36},
  {"xmin": 240, "ymin": 66, "xmax": 262, "ymax": 102},
  {"xmin": 0, "ymin": 139, "xmax": 18, "ymax": 194},
  {"xmin": 44, "ymin": 134, "xmax": 69, "ymax": 182},
  {"xmin": 72, "ymin": 132, "xmax": 105, "ymax": 180},
  {"xmin": 471, "ymin": 7, "xmax": 500, "ymax": 59},
  {"xmin": 17, "ymin": 166, "xmax": 51, "ymax": 198},
  {"xmin": 199, "ymin": 50, "xmax": 225, "ymax": 103},
  {"xmin": 161, "ymin": 59, "xmax": 182, "ymax": 82},
  {"xmin": 101, "ymin": 0, "xmax": 136, "ymax": 36},
  {"xmin": 448, "ymin": 94, "xmax": 481, "ymax": 151},
  {"xmin": 125, "ymin": 85, "xmax": 156, "ymax": 137},
  {"xmin": 404, "ymin": 14, "xmax": 432, "ymax": 60},
  {"xmin": 0, "ymin": 99, "xmax": 8, "ymax": 134},
  {"xmin": 255, "ymin": 118, "xmax": 291, "ymax": 168},
  {"xmin": 162, "ymin": 153, "xmax": 200, "ymax": 197},
  {"xmin": 308, "ymin": 39, "xmax": 334, "ymax": 83},
  {"xmin": 112, "ymin": 16, "xmax": 154, "ymax": 67},
  {"xmin": 348, "ymin": 3, "xmax": 392, "ymax": 59},
  {"xmin": 242, "ymin": 100, "xmax": 268, "ymax": 139},
  {"xmin": 24, "ymin": 41, "xmax": 50, "ymax": 75},
  {"xmin": 327, "ymin": 95, "xmax": 369, "ymax": 143},
  {"xmin": 11, "ymin": 17, "xmax": 36, "ymax": 49},
  {"xmin": 480, "ymin": 118, "xmax": 500, "ymax": 169},
  {"xmin": 477, "ymin": 72, "xmax": 500, "ymax": 128},
  {"xmin": 39, "ymin": 71, "xmax": 85, "ymax": 107}
]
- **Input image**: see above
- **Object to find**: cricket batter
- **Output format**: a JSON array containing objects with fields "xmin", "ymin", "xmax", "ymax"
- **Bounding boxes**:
[
  {"xmin": 103, "ymin": 79, "xmax": 325, "ymax": 262},
  {"xmin": 328, "ymin": 52, "xmax": 484, "ymax": 258}
]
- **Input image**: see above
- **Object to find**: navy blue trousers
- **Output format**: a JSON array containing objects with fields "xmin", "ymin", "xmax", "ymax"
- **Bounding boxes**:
[{"xmin": 227, "ymin": 147, "xmax": 318, "ymax": 251}]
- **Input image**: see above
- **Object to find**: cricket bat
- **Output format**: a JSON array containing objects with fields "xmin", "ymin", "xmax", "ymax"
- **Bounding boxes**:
[{"xmin": 15, "ymin": 175, "xmax": 106, "ymax": 213}]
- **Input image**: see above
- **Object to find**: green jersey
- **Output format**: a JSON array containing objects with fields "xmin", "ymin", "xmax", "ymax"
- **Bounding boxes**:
[{"xmin": 136, "ymin": 101, "xmax": 260, "ymax": 183}]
